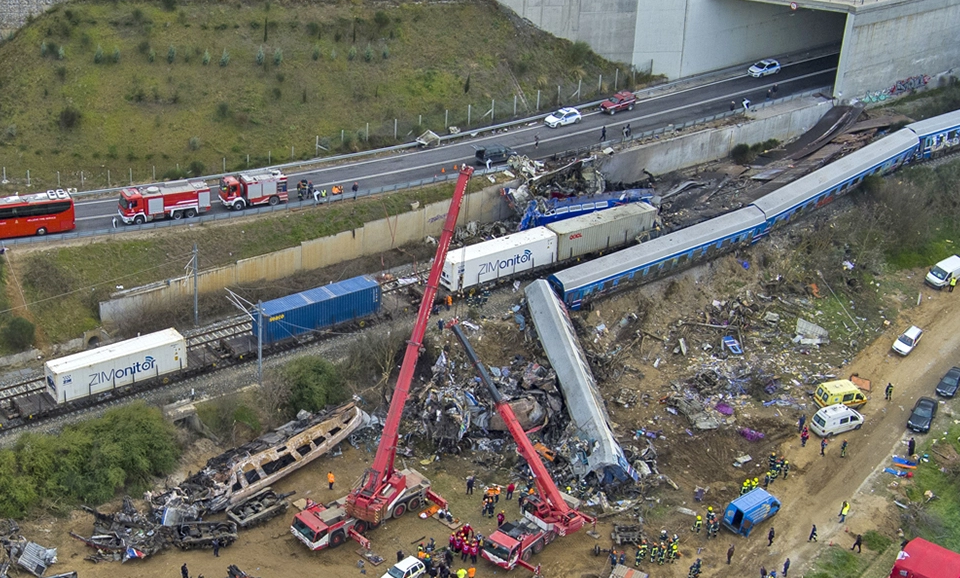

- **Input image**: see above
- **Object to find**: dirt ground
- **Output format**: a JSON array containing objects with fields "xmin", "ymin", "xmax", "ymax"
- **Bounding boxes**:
[{"xmin": 15, "ymin": 236, "xmax": 960, "ymax": 578}]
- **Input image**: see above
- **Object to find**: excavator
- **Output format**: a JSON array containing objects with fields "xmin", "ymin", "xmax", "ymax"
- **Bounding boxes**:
[
  {"xmin": 290, "ymin": 165, "xmax": 474, "ymax": 552},
  {"xmin": 449, "ymin": 322, "xmax": 595, "ymax": 573}
]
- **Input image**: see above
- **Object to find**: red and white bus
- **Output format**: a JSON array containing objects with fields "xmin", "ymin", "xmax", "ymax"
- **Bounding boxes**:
[{"xmin": 0, "ymin": 189, "xmax": 76, "ymax": 239}]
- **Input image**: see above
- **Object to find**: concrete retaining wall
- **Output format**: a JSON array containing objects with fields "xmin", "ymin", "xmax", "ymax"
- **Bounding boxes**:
[
  {"xmin": 597, "ymin": 96, "xmax": 833, "ymax": 183},
  {"xmin": 836, "ymin": 0, "xmax": 960, "ymax": 99},
  {"xmin": 99, "ymin": 184, "xmax": 509, "ymax": 328}
]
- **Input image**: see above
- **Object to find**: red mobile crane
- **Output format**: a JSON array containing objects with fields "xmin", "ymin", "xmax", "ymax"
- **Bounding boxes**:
[
  {"xmin": 290, "ymin": 165, "xmax": 474, "ymax": 552},
  {"xmin": 449, "ymin": 323, "xmax": 595, "ymax": 573}
]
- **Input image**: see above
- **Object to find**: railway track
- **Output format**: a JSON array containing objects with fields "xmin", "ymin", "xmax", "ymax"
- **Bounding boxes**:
[{"xmin": 0, "ymin": 266, "xmax": 430, "ymax": 435}]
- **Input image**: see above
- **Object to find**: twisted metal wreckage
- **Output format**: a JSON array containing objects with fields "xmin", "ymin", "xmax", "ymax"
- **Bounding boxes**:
[{"xmin": 73, "ymin": 272, "xmax": 661, "ymax": 566}]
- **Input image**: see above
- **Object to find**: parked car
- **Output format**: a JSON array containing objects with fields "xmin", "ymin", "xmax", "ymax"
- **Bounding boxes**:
[
  {"xmin": 600, "ymin": 91, "xmax": 637, "ymax": 115},
  {"xmin": 748, "ymin": 59, "xmax": 781, "ymax": 77},
  {"xmin": 892, "ymin": 325, "xmax": 923, "ymax": 356},
  {"xmin": 381, "ymin": 557, "xmax": 426, "ymax": 578},
  {"xmin": 474, "ymin": 144, "xmax": 517, "ymax": 166},
  {"xmin": 544, "ymin": 107, "xmax": 582, "ymax": 128},
  {"xmin": 936, "ymin": 367, "xmax": 960, "ymax": 398},
  {"xmin": 907, "ymin": 397, "xmax": 938, "ymax": 433}
]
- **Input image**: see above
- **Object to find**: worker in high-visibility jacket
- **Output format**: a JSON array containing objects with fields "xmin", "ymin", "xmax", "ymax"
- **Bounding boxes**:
[
  {"xmin": 327, "ymin": 471, "xmax": 335, "ymax": 490},
  {"xmin": 691, "ymin": 515, "xmax": 703, "ymax": 533}
]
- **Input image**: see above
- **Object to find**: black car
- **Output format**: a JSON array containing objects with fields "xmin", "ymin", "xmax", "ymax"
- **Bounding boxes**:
[
  {"xmin": 475, "ymin": 144, "xmax": 517, "ymax": 166},
  {"xmin": 907, "ymin": 397, "xmax": 938, "ymax": 433},
  {"xmin": 936, "ymin": 367, "xmax": 960, "ymax": 398}
]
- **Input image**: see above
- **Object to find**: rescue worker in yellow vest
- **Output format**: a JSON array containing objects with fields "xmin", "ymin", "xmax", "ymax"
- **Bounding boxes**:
[
  {"xmin": 751, "ymin": 477, "xmax": 759, "ymax": 489},
  {"xmin": 741, "ymin": 479, "xmax": 751, "ymax": 495},
  {"xmin": 636, "ymin": 540, "xmax": 647, "ymax": 565},
  {"xmin": 951, "ymin": 276, "xmax": 957, "ymax": 292},
  {"xmin": 692, "ymin": 515, "xmax": 703, "ymax": 533}
]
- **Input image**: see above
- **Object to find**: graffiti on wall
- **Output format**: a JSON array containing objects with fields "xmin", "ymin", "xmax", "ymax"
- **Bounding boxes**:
[
  {"xmin": 889, "ymin": 74, "xmax": 930, "ymax": 96},
  {"xmin": 859, "ymin": 73, "xmax": 931, "ymax": 103}
]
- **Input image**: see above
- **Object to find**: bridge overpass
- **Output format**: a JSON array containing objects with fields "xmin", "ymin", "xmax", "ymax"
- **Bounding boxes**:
[{"xmin": 499, "ymin": 0, "xmax": 960, "ymax": 100}]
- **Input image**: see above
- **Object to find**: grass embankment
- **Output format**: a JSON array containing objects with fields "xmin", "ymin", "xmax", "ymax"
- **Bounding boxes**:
[
  {"xmin": 10, "ymin": 179, "xmax": 469, "ymax": 344},
  {"xmin": 0, "ymin": 0, "xmax": 637, "ymax": 191}
]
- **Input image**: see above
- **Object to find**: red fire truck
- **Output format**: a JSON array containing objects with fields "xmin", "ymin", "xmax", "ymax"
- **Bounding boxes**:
[
  {"xmin": 218, "ymin": 170, "xmax": 288, "ymax": 210},
  {"xmin": 289, "ymin": 166, "xmax": 475, "ymax": 553},
  {"xmin": 0, "ymin": 189, "xmax": 76, "ymax": 238},
  {"xmin": 449, "ymin": 323, "xmax": 594, "ymax": 573},
  {"xmin": 118, "ymin": 180, "xmax": 212, "ymax": 224}
]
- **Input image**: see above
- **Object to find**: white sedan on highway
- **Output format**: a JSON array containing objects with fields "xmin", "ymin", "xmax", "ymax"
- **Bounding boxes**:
[
  {"xmin": 748, "ymin": 59, "xmax": 781, "ymax": 78},
  {"xmin": 544, "ymin": 107, "xmax": 582, "ymax": 128}
]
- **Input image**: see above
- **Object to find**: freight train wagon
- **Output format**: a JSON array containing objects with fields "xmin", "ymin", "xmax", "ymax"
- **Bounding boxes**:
[
  {"xmin": 44, "ymin": 328, "xmax": 187, "ymax": 404},
  {"xmin": 251, "ymin": 275, "xmax": 381, "ymax": 345},
  {"xmin": 440, "ymin": 203, "xmax": 657, "ymax": 292}
]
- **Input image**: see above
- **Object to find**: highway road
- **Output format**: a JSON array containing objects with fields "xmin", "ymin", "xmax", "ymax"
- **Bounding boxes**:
[{"xmin": 70, "ymin": 53, "xmax": 838, "ymax": 235}]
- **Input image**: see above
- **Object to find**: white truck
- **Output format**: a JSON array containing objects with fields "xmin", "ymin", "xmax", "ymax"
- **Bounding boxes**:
[
  {"xmin": 44, "ymin": 328, "xmax": 187, "ymax": 404},
  {"xmin": 441, "ymin": 228, "xmax": 557, "ymax": 291}
]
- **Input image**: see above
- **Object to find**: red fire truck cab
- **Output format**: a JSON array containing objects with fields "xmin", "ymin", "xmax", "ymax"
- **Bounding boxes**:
[
  {"xmin": 118, "ymin": 180, "xmax": 212, "ymax": 224},
  {"xmin": 219, "ymin": 170, "xmax": 288, "ymax": 210}
]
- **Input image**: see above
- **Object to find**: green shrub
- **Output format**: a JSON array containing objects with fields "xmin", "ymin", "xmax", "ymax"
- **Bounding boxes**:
[
  {"xmin": 382, "ymin": 45, "xmax": 389, "ymax": 60},
  {"xmin": 0, "ymin": 450, "xmax": 38, "ymax": 518},
  {"xmin": 57, "ymin": 46, "xmax": 65, "ymax": 60},
  {"xmin": 312, "ymin": 44, "xmax": 320, "ymax": 60},
  {"xmin": 202, "ymin": 49, "xmax": 210, "ymax": 65},
  {"xmin": 273, "ymin": 47, "xmax": 282, "ymax": 66},
  {"xmin": 216, "ymin": 101, "xmax": 229, "ymax": 119},
  {"xmin": 188, "ymin": 136, "xmax": 200, "ymax": 150},
  {"xmin": 731, "ymin": 143, "xmax": 753, "ymax": 164},
  {"xmin": 161, "ymin": 0, "xmax": 176, "ymax": 11},
  {"xmin": 363, "ymin": 44, "xmax": 373, "ymax": 62},
  {"xmin": 1, "ymin": 318, "xmax": 35, "ymax": 350},
  {"xmin": 94, "ymin": 44, "xmax": 103, "ymax": 63},
  {"xmin": 256, "ymin": 44, "xmax": 264, "ymax": 66},
  {"xmin": 112, "ymin": 46, "xmax": 120, "ymax": 63},
  {"xmin": 347, "ymin": 46, "xmax": 357, "ymax": 61},
  {"xmin": 59, "ymin": 105, "xmax": 81, "ymax": 129},
  {"xmin": 374, "ymin": 11, "xmax": 389, "ymax": 29},
  {"xmin": 306, "ymin": 21, "xmax": 320, "ymax": 37},
  {"xmin": 219, "ymin": 48, "xmax": 230, "ymax": 67},
  {"xmin": 167, "ymin": 45, "xmax": 176, "ymax": 64},
  {"xmin": 40, "ymin": 41, "xmax": 48, "ymax": 57},
  {"xmin": 148, "ymin": 48, "xmax": 155, "ymax": 62},
  {"xmin": 188, "ymin": 160, "xmax": 204, "ymax": 175},
  {"xmin": 283, "ymin": 357, "xmax": 346, "ymax": 415}
]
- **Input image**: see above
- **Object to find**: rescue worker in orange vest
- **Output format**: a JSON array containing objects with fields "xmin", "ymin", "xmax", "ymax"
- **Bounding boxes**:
[{"xmin": 327, "ymin": 471, "xmax": 335, "ymax": 490}]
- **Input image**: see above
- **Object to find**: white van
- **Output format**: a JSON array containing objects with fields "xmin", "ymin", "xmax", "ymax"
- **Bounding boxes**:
[
  {"xmin": 925, "ymin": 255, "xmax": 960, "ymax": 289},
  {"xmin": 810, "ymin": 404, "xmax": 864, "ymax": 437}
]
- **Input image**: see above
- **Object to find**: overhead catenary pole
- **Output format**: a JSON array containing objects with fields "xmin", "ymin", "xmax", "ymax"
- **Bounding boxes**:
[
  {"xmin": 192, "ymin": 243, "xmax": 199, "ymax": 326},
  {"xmin": 257, "ymin": 300, "xmax": 264, "ymax": 386}
]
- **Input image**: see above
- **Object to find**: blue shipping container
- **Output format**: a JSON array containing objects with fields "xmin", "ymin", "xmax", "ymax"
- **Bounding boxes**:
[{"xmin": 252, "ymin": 275, "xmax": 381, "ymax": 345}]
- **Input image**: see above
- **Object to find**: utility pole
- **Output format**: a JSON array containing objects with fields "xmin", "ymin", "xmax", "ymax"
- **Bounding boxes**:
[
  {"xmin": 192, "ymin": 243, "xmax": 199, "ymax": 326},
  {"xmin": 257, "ymin": 301, "xmax": 264, "ymax": 386}
]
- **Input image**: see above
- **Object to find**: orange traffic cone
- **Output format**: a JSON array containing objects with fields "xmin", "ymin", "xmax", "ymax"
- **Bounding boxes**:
[{"xmin": 441, "ymin": 167, "xmax": 446, "ymax": 173}]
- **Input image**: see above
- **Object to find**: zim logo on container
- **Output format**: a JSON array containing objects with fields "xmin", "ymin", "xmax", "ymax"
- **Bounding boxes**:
[
  {"xmin": 479, "ymin": 249, "xmax": 534, "ymax": 275},
  {"xmin": 89, "ymin": 355, "xmax": 158, "ymax": 387}
]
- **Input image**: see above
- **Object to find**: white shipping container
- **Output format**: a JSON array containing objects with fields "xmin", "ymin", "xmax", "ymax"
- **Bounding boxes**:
[
  {"xmin": 548, "ymin": 203, "xmax": 658, "ymax": 261},
  {"xmin": 44, "ymin": 328, "xmax": 187, "ymax": 404},
  {"xmin": 442, "ymin": 228, "xmax": 557, "ymax": 291}
]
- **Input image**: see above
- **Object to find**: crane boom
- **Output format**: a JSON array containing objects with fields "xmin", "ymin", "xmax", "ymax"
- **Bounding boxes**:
[
  {"xmin": 346, "ymin": 166, "xmax": 474, "ymax": 523},
  {"xmin": 450, "ymin": 323, "xmax": 594, "ymax": 530}
]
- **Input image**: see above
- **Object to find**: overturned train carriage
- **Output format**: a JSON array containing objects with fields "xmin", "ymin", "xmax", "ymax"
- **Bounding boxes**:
[{"xmin": 525, "ymin": 279, "xmax": 646, "ymax": 484}]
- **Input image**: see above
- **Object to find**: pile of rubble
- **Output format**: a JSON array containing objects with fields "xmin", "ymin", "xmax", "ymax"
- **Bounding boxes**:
[
  {"xmin": 0, "ymin": 519, "xmax": 67, "ymax": 578},
  {"xmin": 71, "ymin": 497, "xmax": 238, "ymax": 563}
]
